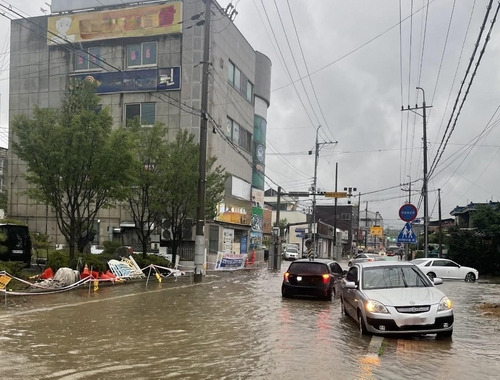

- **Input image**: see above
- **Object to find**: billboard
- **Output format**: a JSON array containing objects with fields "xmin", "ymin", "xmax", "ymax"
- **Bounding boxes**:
[
  {"xmin": 47, "ymin": 2, "xmax": 182, "ymax": 45},
  {"xmin": 71, "ymin": 67, "xmax": 181, "ymax": 93}
]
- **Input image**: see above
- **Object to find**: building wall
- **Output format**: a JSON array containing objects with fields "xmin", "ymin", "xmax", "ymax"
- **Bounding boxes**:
[{"xmin": 7, "ymin": 1, "xmax": 271, "ymax": 251}]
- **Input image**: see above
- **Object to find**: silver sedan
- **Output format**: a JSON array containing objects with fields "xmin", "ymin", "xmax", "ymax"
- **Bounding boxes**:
[{"xmin": 341, "ymin": 261, "xmax": 454, "ymax": 338}]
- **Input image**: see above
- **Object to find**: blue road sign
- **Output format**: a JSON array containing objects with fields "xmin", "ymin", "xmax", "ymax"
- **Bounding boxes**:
[
  {"xmin": 399, "ymin": 203, "xmax": 418, "ymax": 222},
  {"xmin": 397, "ymin": 223, "xmax": 417, "ymax": 243}
]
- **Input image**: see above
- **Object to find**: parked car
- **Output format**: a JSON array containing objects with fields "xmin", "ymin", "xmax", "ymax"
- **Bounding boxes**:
[
  {"xmin": 282, "ymin": 259, "xmax": 346, "ymax": 301},
  {"xmin": 283, "ymin": 244, "xmax": 300, "ymax": 260},
  {"xmin": 348, "ymin": 253, "xmax": 385, "ymax": 267},
  {"xmin": 341, "ymin": 261, "xmax": 453, "ymax": 338},
  {"xmin": 411, "ymin": 258, "xmax": 479, "ymax": 282}
]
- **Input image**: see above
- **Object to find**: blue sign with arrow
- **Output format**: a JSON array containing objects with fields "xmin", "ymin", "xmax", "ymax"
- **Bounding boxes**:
[{"xmin": 397, "ymin": 223, "xmax": 417, "ymax": 243}]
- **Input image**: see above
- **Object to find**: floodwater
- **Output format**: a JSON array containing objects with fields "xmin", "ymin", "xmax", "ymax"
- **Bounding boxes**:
[{"xmin": 1, "ymin": 261, "xmax": 500, "ymax": 380}]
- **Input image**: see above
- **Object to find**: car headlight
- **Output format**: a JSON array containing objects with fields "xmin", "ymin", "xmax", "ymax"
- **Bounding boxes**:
[
  {"xmin": 365, "ymin": 300, "xmax": 389, "ymax": 314},
  {"xmin": 438, "ymin": 296, "xmax": 453, "ymax": 311}
]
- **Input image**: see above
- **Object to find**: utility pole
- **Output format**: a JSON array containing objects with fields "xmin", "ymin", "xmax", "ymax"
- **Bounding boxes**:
[
  {"xmin": 402, "ymin": 87, "xmax": 432, "ymax": 258},
  {"xmin": 438, "ymin": 188, "xmax": 443, "ymax": 258},
  {"xmin": 364, "ymin": 201, "xmax": 368, "ymax": 249},
  {"xmin": 311, "ymin": 126, "xmax": 320, "ymax": 260},
  {"xmin": 270, "ymin": 186, "xmax": 282, "ymax": 270},
  {"xmin": 194, "ymin": 0, "xmax": 211, "ymax": 282},
  {"xmin": 333, "ymin": 162, "xmax": 338, "ymax": 257}
]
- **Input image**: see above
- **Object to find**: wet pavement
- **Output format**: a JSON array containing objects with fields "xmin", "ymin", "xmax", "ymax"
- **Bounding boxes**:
[{"xmin": 1, "ymin": 258, "xmax": 499, "ymax": 379}]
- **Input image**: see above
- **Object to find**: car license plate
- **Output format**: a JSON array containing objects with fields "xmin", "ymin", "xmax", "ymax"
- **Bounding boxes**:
[
  {"xmin": 297, "ymin": 276, "xmax": 302, "ymax": 281},
  {"xmin": 399, "ymin": 316, "xmax": 433, "ymax": 326}
]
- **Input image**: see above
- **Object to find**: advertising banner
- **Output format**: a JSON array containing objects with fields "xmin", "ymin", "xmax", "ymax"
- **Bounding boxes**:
[
  {"xmin": 47, "ymin": 2, "xmax": 182, "ymax": 45},
  {"xmin": 214, "ymin": 252, "xmax": 247, "ymax": 270}
]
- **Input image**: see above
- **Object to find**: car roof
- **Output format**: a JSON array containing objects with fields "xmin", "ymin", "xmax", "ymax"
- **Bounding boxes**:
[
  {"xmin": 292, "ymin": 258, "xmax": 339, "ymax": 264},
  {"xmin": 354, "ymin": 261, "xmax": 416, "ymax": 269}
]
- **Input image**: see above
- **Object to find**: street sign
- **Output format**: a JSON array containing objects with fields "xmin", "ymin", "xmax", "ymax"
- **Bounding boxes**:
[
  {"xmin": 397, "ymin": 223, "xmax": 417, "ymax": 243},
  {"xmin": 369, "ymin": 226, "xmax": 383, "ymax": 236},
  {"xmin": 324, "ymin": 191, "xmax": 347, "ymax": 198},
  {"xmin": 399, "ymin": 203, "xmax": 418, "ymax": 222}
]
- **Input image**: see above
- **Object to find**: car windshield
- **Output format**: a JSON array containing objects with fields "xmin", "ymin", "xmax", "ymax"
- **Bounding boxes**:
[
  {"xmin": 362, "ymin": 266, "xmax": 432, "ymax": 289},
  {"xmin": 288, "ymin": 262, "xmax": 328, "ymax": 275}
]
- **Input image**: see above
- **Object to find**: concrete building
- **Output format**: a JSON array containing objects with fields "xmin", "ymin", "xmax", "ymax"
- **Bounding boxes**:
[{"xmin": 7, "ymin": 0, "xmax": 271, "ymax": 263}]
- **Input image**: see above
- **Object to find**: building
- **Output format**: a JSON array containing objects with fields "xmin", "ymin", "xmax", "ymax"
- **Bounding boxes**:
[
  {"xmin": 7, "ymin": 0, "xmax": 271, "ymax": 263},
  {"xmin": 450, "ymin": 201, "xmax": 499, "ymax": 228}
]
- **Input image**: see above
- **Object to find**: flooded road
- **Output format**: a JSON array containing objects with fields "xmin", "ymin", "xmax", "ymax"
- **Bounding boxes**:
[{"xmin": 1, "ymin": 261, "xmax": 500, "ymax": 379}]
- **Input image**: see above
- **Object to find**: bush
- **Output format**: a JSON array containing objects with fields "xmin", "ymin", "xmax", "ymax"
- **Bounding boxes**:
[
  {"xmin": 132, "ymin": 254, "xmax": 172, "ymax": 269},
  {"xmin": 46, "ymin": 250, "xmax": 71, "ymax": 273},
  {"xmin": 0, "ymin": 261, "xmax": 26, "ymax": 277}
]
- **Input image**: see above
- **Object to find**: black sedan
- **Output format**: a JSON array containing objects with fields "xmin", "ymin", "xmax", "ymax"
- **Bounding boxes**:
[{"xmin": 282, "ymin": 259, "xmax": 346, "ymax": 301}]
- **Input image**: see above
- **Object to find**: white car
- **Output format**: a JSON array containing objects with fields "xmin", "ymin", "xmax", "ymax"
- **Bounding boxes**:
[
  {"xmin": 411, "ymin": 258, "xmax": 478, "ymax": 282},
  {"xmin": 283, "ymin": 245, "xmax": 299, "ymax": 260},
  {"xmin": 341, "ymin": 261, "xmax": 454, "ymax": 338}
]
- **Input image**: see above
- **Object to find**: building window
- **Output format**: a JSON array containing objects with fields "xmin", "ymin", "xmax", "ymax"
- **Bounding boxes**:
[
  {"xmin": 127, "ymin": 42, "xmax": 157, "ymax": 67},
  {"xmin": 246, "ymin": 81, "xmax": 254, "ymax": 101},
  {"xmin": 341, "ymin": 213, "xmax": 351, "ymax": 221},
  {"xmin": 209, "ymin": 225, "xmax": 219, "ymax": 254},
  {"xmin": 74, "ymin": 47, "xmax": 101, "ymax": 71},
  {"xmin": 226, "ymin": 118, "xmax": 252, "ymax": 152},
  {"xmin": 126, "ymin": 103, "xmax": 155, "ymax": 127},
  {"xmin": 228, "ymin": 61, "xmax": 253, "ymax": 102}
]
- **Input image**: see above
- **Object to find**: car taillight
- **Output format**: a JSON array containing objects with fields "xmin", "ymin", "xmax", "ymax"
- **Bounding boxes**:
[
  {"xmin": 322, "ymin": 274, "xmax": 330, "ymax": 284},
  {"xmin": 284, "ymin": 272, "xmax": 290, "ymax": 283},
  {"xmin": 368, "ymin": 258, "xmax": 374, "ymax": 262}
]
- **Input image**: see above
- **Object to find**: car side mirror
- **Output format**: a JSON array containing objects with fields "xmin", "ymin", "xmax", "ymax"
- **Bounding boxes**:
[
  {"xmin": 343, "ymin": 280, "xmax": 357, "ymax": 289},
  {"xmin": 433, "ymin": 277, "xmax": 443, "ymax": 285}
]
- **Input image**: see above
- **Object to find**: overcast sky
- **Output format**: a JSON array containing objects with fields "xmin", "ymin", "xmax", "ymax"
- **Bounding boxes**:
[{"xmin": 3, "ymin": 1, "xmax": 500, "ymax": 230}]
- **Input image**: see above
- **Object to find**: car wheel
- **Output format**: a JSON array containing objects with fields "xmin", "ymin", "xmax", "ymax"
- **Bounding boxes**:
[
  {"xmin": 427, "ymin": 272, "xmax": 436, "ymax": 280},
  {"xmin": 465, "ymin": 272, "xmax": 476, "ymax": 282},
  {"xmin": 436, "ymin": 329, "xmax": 453, "ymax": 339},
  {"xmin": 358, "ymin": 310, "xmax": 369, "ymax": 335}
]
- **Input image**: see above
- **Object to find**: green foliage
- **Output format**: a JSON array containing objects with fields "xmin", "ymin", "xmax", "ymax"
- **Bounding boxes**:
[
  {"xmin": 448, "ymin": 225, "xmax": 500, "ymax": 276},
  {"xmin": 11, "ymin": 78, "xmax": 135, "ymax": 261},
  {"xmin": 125, "ymin": 122, "xmax": 170, "ymax": 258},
  {"xmin": 0, "ymin": 190, "xmax": 7, "ymax": 211},
  {"xmin": 132, "ymin": 254, "xmax": 172, "ymax": 269},
  {"xmin": 103, "ymin": 240, "xmax": 123, "ymax": 255},
  {"xmin": 32, "ymin": 233, "xmax": 52, "ymax": 251},
  {"xmin": 46, "ymin": 250, "xmax": 71, "ymax": 273},
  {"xmin": 0, "ymin": 261, "xmax": 25, "ymax": 277}
]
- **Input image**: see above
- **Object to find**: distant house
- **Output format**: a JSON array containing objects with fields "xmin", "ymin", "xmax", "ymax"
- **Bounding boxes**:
[
  {"xmin": 428, "ymin": 218, "xmax": 455, "ymax": 232},
  {"xmin": 450, "ymin": 201, "xmax": 499, "ymax": 228}
]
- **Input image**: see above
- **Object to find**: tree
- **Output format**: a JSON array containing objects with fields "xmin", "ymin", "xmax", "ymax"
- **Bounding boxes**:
[
  {"xmin": 125, "ymin": 122, "xmax": 169, "ymax": 258},
  {"xmin": 12, "ymin": 78, "xmax": 134, "ymax": 261},
  {"xmin": 448, "ymin": 204, "xmax": 500, "ymax": 276},
  {"xmin": 157, "ymin": 129, "xmax": 227, "ymax": 265}
]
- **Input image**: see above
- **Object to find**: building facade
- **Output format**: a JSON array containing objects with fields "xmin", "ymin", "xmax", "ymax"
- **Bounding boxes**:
[{"xmin": 8, "ymin": 0, "xmax": 271, "ymax": 263}]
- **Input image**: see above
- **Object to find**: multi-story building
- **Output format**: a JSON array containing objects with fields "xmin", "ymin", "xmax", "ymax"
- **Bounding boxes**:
[{"xmin": 7, "ymin": 0, "xmax": 271, "ymax": 263}]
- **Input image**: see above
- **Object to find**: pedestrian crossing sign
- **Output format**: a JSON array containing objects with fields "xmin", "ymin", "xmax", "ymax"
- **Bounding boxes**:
[{"xmin": 397, "ymin": 223, "xmax": 417, "ymax": 243}]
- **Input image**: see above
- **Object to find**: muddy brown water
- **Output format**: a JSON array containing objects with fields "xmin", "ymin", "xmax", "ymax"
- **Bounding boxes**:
[{"xmin": 1, "ymin": 262, "xmax": 499, "ymax": 379}]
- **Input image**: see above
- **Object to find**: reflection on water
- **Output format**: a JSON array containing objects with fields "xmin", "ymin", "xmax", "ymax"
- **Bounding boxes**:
[{"xmin": 1, "ymin": 268, "xmax": 500, "ymax": 379}]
